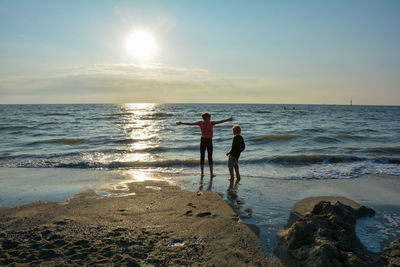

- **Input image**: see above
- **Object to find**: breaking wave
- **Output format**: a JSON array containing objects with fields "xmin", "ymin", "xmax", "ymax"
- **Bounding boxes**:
[{"xmin": 3, "ymin": 155, "xmax": 399, "ymax": 169}]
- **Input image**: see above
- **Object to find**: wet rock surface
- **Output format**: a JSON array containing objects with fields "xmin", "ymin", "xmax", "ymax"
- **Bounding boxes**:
[{"xmin": 274, "ymin": 197, "xmax": 399, "ymax": 267}]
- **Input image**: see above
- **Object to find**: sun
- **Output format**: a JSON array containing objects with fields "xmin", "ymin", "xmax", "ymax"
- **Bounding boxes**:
[{"xmin": 126, "ymin": 31, "xmax": 156, "ymax": 60}]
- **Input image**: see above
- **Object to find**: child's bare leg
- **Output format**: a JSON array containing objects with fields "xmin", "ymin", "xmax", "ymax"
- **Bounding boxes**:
[
  {"xmin": 207, "ymin": 176, "xmax": 214, "ymax": 191},
  {"xmin": 229, "ymin": 166, "xmax": 234, "ymax": 182},
  {"xmin": 228, "ymin": 156, "xmax": 235, "ymax": 181},
  {"xmin": 200, "ymin": 164, "xmax": 204, "ymax": 177},
  {"xmin": 199, "ymin": 176, "xmax": 204, "ymax": 190},
  {"xmin": 234, "ymin": 164, "xmax": 241, "ymax": 183},
  {"xmin": 209, "ymin": 164, "xmax": 215, "ymax": 178},
  {"xmin": 228, "ymin": 179, "xmax": 234, "ymax": 191}
]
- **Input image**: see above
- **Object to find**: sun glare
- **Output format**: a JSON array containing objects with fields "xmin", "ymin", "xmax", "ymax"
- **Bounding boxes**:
[{"xmin": 126, "ymin": 31, "xmax": 156, "ymax": 60}]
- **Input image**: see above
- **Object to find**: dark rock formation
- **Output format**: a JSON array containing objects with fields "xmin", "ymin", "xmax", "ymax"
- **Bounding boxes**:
[{"xmin": 274, "ymin": 199, "xmax": 382, "ymax": 267}]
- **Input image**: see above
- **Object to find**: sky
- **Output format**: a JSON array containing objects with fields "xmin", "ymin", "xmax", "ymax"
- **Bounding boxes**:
[{"xmin": 0, "ymin": 0, "xmax": 399, "ymax": 105}]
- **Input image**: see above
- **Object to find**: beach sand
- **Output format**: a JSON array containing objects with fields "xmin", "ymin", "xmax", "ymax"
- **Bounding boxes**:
[
  {"xmin": 1, "ymin": 167, "xmax": 399, "ymax": 265},
  {"xmin": 0, "ymin": 180, "xmax": 272, "ymax": 266}
]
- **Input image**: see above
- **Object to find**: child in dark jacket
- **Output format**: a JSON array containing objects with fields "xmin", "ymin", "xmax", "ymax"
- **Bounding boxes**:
[{"xmin": 226, "ymin": 125, "xmax": 245, "ymax": 184}]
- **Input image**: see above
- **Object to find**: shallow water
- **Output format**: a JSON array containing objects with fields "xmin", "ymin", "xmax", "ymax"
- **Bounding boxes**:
[{"xmin": 178, "ymin": 173, "xmax": 400, "ymax": 254}]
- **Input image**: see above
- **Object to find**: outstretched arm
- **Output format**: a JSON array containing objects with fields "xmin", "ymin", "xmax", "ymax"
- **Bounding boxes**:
[
  {"xmin": 214, "ymin": 117, "xmax": 234, "ymax": 125},
  {"xmin": 176, "ymin": 121, "xmax": 198, "ymax": 126}
]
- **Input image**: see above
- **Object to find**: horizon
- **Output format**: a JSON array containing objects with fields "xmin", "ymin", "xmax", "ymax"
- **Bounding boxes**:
[
  {"xmin": 0, "ymin": 102, "xmax": 399, "ymax": 107},
  {"xmin": 1, "ymin": 1, "xmax": 400, "ymax": 105}
]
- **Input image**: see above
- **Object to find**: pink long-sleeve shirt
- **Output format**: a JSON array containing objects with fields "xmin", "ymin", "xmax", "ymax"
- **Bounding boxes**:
[{"xmin": 196, "ymin": 121, "xmax": 217, "ymax": 138}]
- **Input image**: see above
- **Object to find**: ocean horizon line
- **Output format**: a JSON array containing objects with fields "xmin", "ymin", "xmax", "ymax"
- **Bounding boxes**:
[{"xmin": 1, "ymin": 102, "xmax": 399, "ymax": 107}]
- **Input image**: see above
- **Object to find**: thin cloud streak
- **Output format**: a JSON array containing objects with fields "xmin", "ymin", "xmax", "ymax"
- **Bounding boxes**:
[
  {"xmin": 0, "ymin": 63, "xmax": 284, "ymax": 103},
  {"xmin": 0, "ymin": 63, "xmax": 398, "ymax": 105}
]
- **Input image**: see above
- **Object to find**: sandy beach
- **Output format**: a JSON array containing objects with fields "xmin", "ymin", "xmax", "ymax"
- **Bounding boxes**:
[
  {"xmin": 0, "ymin": 167, "xmax": 399, "ymax": 266},
  {"xmin": 0, "ymin": 180, "xmax": 271, "ymax": 266}
]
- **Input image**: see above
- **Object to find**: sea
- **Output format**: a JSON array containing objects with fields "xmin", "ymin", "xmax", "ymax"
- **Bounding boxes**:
[{"xmin": 1, "ymin": 103, "xmax": 399, "ymax": 254}]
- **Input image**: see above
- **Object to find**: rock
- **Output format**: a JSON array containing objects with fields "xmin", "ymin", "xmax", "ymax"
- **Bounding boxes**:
[
  {"xmin": 357, "ymin": 205, "xmax": 376, "ymax": 218},
  {"xmin": 287, "ymin": 196, "xmax": 361, "ymax": 226},
  {"xmin": 382, "ymin": 238, "xmax": 400, "ymax": 267},
  {"xmin": 2, "ymin": 239, "xmax": 19, "ymax": 249},
  {"xmin": 274, "ymin": 197, "xmax": 383, "ymax": 267}
]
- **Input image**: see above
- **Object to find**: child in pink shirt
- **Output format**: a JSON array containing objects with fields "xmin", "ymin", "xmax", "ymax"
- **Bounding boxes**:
[{"xmin": 176, "ymin": 113, "xmax": 233, "ymax": 178}]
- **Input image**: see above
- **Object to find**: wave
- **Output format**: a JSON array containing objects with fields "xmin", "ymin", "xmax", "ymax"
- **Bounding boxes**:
[
  {"xmin": 258, "ymin": 155, "xmax": 361, "ymax": 165},
  {"xmin": 43, "ymin": 113, "xmax": 70, "ymax": 116},
  {"xmin": 256, "ymin": 110, "xmax": 271, "ymax": 114},
  {"xmin": 313, "ymin": 136, "xmax": 341, "ymax": 143},
  {"xmin": 108, "ymin": 112, "xmax": 173, "ymax": 118},
  {"xmin": 0, "ymin": 145, "xmax": 190, "ymax": 161},
  {"xmin": 2, "ymin": 143, "xmax": 200, "ymax": 161},
  {"xmin": 313, "ymin": 134, "xmax": 374, "ymax": 143},
  {"xmin": 173, "ymin": 144, "xmax": 200, "ymax": 151},
  {"xmin": 87, "ymin": 116, "xmax": 116, "ymax": 121},
  {"xmin": 27, "ymin": 138, "xmax": 84, "ymax": 146},
  {"xmin": 373, "ymin": 157, "xmax": 400, "ymax": 164},
  {"xmin": 102, "ymin": 137, "xmax": 157, "ymax": 145},
  {"xmin": 153, "ymin": 112, "xmax": 174, "ymax": 117},
  {"xmin": 242, "ymin": 155, "xmax": 400, "ymax": 165},
  {"xmin": 139, "ymin": 112, "xmax": 174, "ymax": 120},
  {"xmin": 249, "ymin": 134, "xmax": 300, "ymax": 142},
  {"xmin": 109, "ymin": 112, "xmax": 135, "ymax": 116},
  {"xmin": 4, "ymin": 155, "xmax": 399, "ymax": 169},
  {"xmin": 111, "ymin": 138, "xmax": 138, "ymax": 144},
  {"xmin": 304, "ymin": 128, "xmax": 325, "ymax": 133},
  {"xmin": 367, "ymin": 147, "xmax": 400, "ymax": 154},
  {"xmin": 48, "ymin": 138, "xmax": 84, "ymax": 145},
  {"xmin": 0, "ymin": 125, "xmax": 30, "ymax": 131},
  {"xmin": 127, "ymin": 144, "xmax": 199, "ymax": 152},
  {"xmin": 10, "ymin": 131, "xmax": 24, "ymax": 135},
  {"xmin": 9, "ymin": 159, "xmax": 201, "ymax": 169},
  {"xmin": 336, "ymin": 134, "xmax": 366, "ymax": 140},
  {"xmin": 25, "ymin": 136, "xmax": 158, "ymax": 146},
  {"xmin": 39, "ymin": 122, "xmax": 58, "ymax": 125}
]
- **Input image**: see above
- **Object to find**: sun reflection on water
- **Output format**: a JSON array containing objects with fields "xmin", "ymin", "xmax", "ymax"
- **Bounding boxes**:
[
  {"xmin": 124, "ymin": 169, "xmax": 161, "ymax": 182},
  {"xmin": 119, "ymin": 103, "xmax": 161, "ymax": 163},
  {"xmin": 124, "ymin": 103, "xmax": 156, "ymax": 116},
  {"xmin": 95, "ymin": 170, "xmax": 164, "ymax": 197}
]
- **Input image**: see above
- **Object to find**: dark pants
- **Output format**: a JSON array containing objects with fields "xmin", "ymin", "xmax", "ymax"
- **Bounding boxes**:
[{"xmin": 200, "ymin": 138, "xmax": 213, "ymax": 165}]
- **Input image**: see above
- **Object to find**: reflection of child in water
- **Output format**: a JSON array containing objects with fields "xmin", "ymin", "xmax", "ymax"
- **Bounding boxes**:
[
  {"xmin": 226, "ymin": 125, "xmax": 245, "ymax": 186},
  {"xmin": 176, "ymin": 113, "xmax": 233, "ymax": 178}
]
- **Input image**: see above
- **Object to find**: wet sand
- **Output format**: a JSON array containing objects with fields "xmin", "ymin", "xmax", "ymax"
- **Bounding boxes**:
[{"xmin": 0, "ymin": 180, "xmax": 271, "ymax": 266}]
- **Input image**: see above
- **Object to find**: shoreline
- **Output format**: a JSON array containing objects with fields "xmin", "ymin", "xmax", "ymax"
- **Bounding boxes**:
[
  {"xmin": 0, "ymin": 180, "xmax": 272, "ymax": 266},
  {"xmin": 1, "ymin": 167, "xmax": 399, "ymax": 265},
  {"xmin": 1, "ymin": 167, "xmax": 400, "ymax": 255}
]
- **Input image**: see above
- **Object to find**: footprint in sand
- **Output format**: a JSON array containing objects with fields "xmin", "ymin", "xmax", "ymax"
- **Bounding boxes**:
[
  {"xmin": 196, "ymin": 212, "xmax": 212, "ymax": 217},
  {"xmin": 185, "ymin": 210, "xmax": 193, "ymax": 216}
]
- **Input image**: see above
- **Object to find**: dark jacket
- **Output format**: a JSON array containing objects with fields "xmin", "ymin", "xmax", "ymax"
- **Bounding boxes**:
[{"xmin": 228, "ymin": 135, "xmax": 245, "ymax": 158}]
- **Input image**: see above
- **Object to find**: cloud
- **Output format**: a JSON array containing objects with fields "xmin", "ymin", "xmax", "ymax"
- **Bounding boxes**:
[
  {"xmin": 2, "ymin": 62, "xmax": 397, "ymax": 104},
  {"xmin": 80, "ymin": 63, "xmax": 210, "ymax": 80},
  {"xmin": 0, "ymin": 63, "xmax": 251, "ymax": 103}
]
